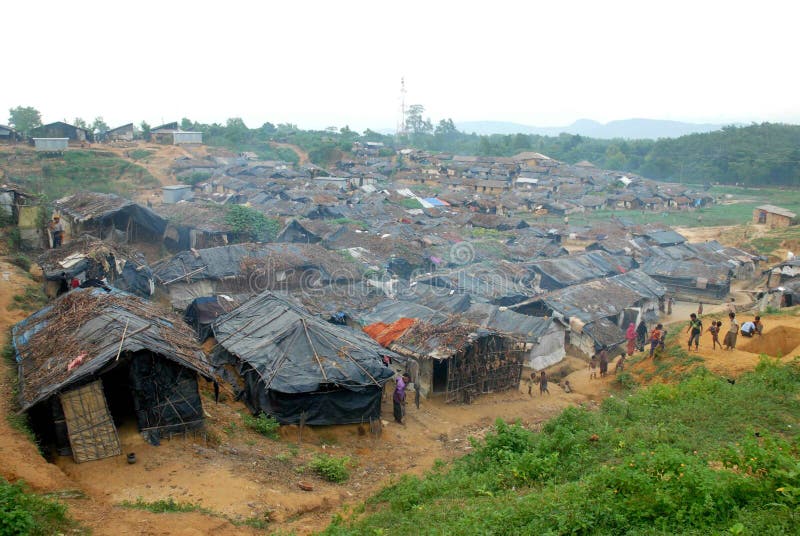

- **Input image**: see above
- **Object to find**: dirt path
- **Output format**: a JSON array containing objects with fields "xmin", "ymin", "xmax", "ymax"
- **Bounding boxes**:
[{"xmin": 270, "ymin": 141, "xmax": 310, "ymax": 166}]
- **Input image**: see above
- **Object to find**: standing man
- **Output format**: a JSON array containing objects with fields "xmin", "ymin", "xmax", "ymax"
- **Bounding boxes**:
[
  {"xmin": 393, "ymin": 372, "xmax": 410, "ymax": 424},
  {"xmin": 49, "ymin": 215, "xmax": 64, "ymax": 248},
  {"xmin": 687, "ymin": 313, "xmax": 703, "ymax": 351},
  {"xmin": 724, "ymin": 312, "xmax": 739, "ymax": 350},
  {"xmin": 539, "ymin": 371, "xmax": 550, "ymax": 395},
  {"xmin": 667, "ymin": 296, "xmax": 674, "ymax": 315}
]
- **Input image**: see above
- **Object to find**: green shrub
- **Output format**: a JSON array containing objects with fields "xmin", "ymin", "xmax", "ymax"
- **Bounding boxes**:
[
  {"xmin": 0, "ymin": 478, "xmax": 75, "ymax": 535},
  {"xmin": 241, "ymin": 413, "xmax": 280, "ymax": 439},
  {"xmin": 399, "ymin": 198, "xmax": 423, "ymax": 210},
  {"xmin": 129, "ymin": 149, "xmax": 154, "ymax": 161},
  {"xmin": 309, "ymin": 454, "xmax": 351, "ymax": 483},
  {"xmin": 119, "ymin": 496, "xmax": 211, "ymax": 514},
  {"xmin": 8, "ymin": 253, "xmax": 31, "ymax": 272}
]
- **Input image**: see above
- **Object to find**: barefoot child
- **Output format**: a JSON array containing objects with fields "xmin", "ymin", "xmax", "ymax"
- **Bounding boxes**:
[{"xmin": 707, "ymin": 320, "xmax": 721, "ymax": 350}]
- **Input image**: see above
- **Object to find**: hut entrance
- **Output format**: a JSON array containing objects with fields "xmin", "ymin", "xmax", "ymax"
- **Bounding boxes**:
[
  {"xmin": 59, "ymin": 381, "xmax": 121, "ymax": 463},
  {"xmin": 432, "ymin": 359, "xmax": 449, "ymax": 394}
]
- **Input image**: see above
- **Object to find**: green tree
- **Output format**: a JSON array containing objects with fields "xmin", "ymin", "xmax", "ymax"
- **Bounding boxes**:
[
  {"xmin": 180, "ymin": 117, "xmax": 195, "ymax": 131},
  {"xmin": 224, "ymin": 117, "xmax": 250, "ymax": 145},
  {"xmin": 92, "ymin": 116, "xmax": 109, "ymax": 135},
  {"xmin": 73, "ymin": 117, "xmax": 88, "ymax": 129},
  {"xmin": 140, "ymin": 121, "xmax": 151, "ymax": 140},
  {"xmin": 8, "ymin": 106, "xmax": 42, "ymax": 137},
  {"xmin": 406, "ymin": 104, "xmax": 433, "ymax": 135}
]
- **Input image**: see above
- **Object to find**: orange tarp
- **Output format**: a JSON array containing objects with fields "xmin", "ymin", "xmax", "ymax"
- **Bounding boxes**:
[{"xmin": 363, "ymin": 317, "xmax": 416, "ymax": 347}]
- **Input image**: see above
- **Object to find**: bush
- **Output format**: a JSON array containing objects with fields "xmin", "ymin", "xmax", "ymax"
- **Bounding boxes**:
[
  {"xmin": 399, "ymin": 198, "xmax": 423, "ymax": 210},
  {"xmin": 8, "ymin": 253, "xmax": 31, "ymax": 272},
  {"xmin": 241, "ymin": 413, "xmax": 280, "ymax": 439},
  {"xmin": 309, "ymin": 454, "xmax": 351, "ymax": 483},
  {"xmin": 129, "ymin": 149, "xmax": 154, "ymax": 161},
  {"xmin": 0, "ymin": 478, "xmax": 75, "ymax": 535}
]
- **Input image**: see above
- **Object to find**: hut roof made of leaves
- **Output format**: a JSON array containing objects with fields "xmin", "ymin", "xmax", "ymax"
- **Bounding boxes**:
[
  {"xmin": 211, "ymin": 291, "xmax": 395, "ymax": 393},
  {"xmin": 12, "ymin": 288, "xmax": 209, "ymax": 411},
  {"xmin": 156, "ymin": 202, "xmax": 231, "ymax": 233},
  {"xmin": 54, "ymin": 192, "xmax": 166, "ymax": 234},
  {"xmin": 391, "ymin": 317, "xmax": 496, "ymax": 360},
  {"xmin": 36, "ymin": 234, "xmax": 145, "ymax": 277}
]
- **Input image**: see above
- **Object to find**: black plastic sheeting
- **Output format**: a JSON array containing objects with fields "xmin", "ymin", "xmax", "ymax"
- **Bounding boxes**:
[
  {"xmin": 241, "ymin": 362, "xmax": 384, "ymax": 425},
  {"xmin": 129, "ymin": 352, "xmax": 205, "ymax": 444},
  {"xmin": 184, "ymin": 296, "xmax": 236, "ymax": 340}
]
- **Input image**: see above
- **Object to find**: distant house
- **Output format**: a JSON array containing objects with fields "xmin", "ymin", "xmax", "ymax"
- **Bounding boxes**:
[
  {"xmin": 31, "ymin": 121, "xmax": 90, "ymax": 143},
  {"xmin": 150, "ymin": 123, "xmax": 202, "ymax": 144},
  {"xmin": 162, "ymin": 185, "xmax": 194, "ymax": 204},
  {"xmin": 0, "ymin": 124, "xmax": 20, "ymax": 143},
  {"xmin": 32, "ymin": 138, "xmax": 68, "ymax": 152},
  {"xmin": 754, "ymin": 205, "xmax": 796, "ymax": 228},
  {"xmin": 106, "ymin": 123, "xmax": 134, "ymax": 142}
]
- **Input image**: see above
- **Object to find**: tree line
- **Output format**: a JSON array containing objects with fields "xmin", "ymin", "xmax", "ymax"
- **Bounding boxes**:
[{"xmin": 10, "ymin": 104, "xmax": 800, "ymax": 186}]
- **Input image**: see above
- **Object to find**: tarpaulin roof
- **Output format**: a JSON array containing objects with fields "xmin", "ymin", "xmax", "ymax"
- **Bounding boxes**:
[
  {"xmin": 363, "ymin": 318, "xmax": 417, "ymax": 347},
  {"xmin": 211, "ymin": 291, "xmax": 395, "ymax": 394},
  {"xmin": 526, "ymin": 251, "xmax": 634, "ymax": 288},
  {"xmin": 12, "ymin": 288, "xmax": 209, "ymax": 411},
  {"xmin": 55, "ymin": 192, "xmax": 166, "ymax": 235},
  {"xmin": 152, "ymin": 242, "xmax": 362, "ymax": 284},
  {"xmin": 360, "ymin": 300, "xmax": 449, "ymax": 326},
  {"xmin": 463, "ymin": 302, "xmax": 555, "ymax": 343}
]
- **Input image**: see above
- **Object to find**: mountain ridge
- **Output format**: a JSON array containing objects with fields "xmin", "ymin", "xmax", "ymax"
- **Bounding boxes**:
[{"xmin": 455, "ymin": 118, "xmax": 727, "ymax": 139}]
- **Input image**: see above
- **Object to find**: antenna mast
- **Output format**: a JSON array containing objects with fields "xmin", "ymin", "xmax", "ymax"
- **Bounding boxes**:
[{"xmin": 396, "ymin": 77, "xmax": 407, "ymax": 138}]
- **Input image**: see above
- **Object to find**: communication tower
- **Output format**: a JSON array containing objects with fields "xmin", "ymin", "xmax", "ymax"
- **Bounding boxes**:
[{"xmin": 396, "ymin": 77, "xmax": 408, "ymax": 137}]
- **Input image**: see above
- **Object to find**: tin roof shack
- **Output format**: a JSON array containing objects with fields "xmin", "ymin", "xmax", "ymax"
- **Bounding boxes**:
[
  {"xmin": 105, "ymin": 123, "xmax": 134, "ymax": 142},
  {"xmin": 54, "ymin": 192, "xmax": 166, "ymax": 247},
  {"xmin": 641, "ymin": 257, "xmax": 731, "ymax": 302},
  {"xmin": 513, "ymin": 270, "xmax": 665, "ymax": 357},
  {"xmin": 765, "ymin": 259, "xmax": 800, "ymax": 289},
  {"xmin": 12, "ymin": 289, "xmax": 211, "ymax": 462},
  {"xmin": 0, "ymin": 124, "xmax": 21, "ymax": 143},
  {"xmin": 162, "ymin": 185, "xmax": 194, "ymax": 204},
  {"xmin": 31, "ymin": 122, "xmax": 91, "ymax": 143},
  {"xmin": 370, "ymin": 318, "xmax": 523, "ymax": 403},
  {"xmin": 526, "ymin": 251, "xmax": 635, "ymax": 291},
  {"xmin": 152, "ymin": 243, "xmax": 362, "ymax": 309},
  {"xmin": 754, "ymin": 205, "xmax": 796, "ymax": 228},
  {"xmin": 33, "ymin": 138, "xmax": 68, "ymax": 152},
  {"xmin": 36, "ymin": 235, "xmax": 154, "ymax": 298},
  {"xmin": 211, "ymin": 291, "xmax": 395, "ymax": 425}
]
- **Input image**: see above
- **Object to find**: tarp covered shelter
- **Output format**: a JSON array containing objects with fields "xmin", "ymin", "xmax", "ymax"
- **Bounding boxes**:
[
  {"xmin": 183, "ymin": 295, "xmax": 239, "ymax": 340},
  {"xmin": 211, "ymin": 291, "xmax": 396, "ymax": 425},
  {"xmin": 276, "ymin": 219, "xmax": 322, "ymax": 244},
  {"xmin": 12, "ymin": 289, "xmax": 211, "ymax": 461},
  {"xmin": 54, "ymin": 192, "xmax": 166, "ymax": 246},
  {"xmin": 36, "ymin": 235, "xmax": 154, "ymax": 298}
]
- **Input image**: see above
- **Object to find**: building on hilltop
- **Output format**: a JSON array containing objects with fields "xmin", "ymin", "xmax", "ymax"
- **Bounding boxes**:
[{"xmin": 753, "ymin": 205, "xmax": 796, "ymax": 228}]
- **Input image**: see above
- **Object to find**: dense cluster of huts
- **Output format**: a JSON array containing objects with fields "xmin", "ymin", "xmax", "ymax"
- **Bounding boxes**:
[{"xmin": 2, "ymin": 141, "xmax": 774, "ymax": 464}]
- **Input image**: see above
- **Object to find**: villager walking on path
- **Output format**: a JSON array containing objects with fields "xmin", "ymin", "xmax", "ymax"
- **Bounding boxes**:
[
  {"xmin": 667, "ymin": 296, "xmax": 674, "ymax": 315},
  {"xmin": 649, "ymin": 324, "xmax": 664, "ymax": 358},
  {"xmin": 393, "ymin": 373, "xmax": 410, "ymax": 424},
  {"xmin": 687, "ymin": 313, "xmax": 703, "ymax": 351},
  {"xmin": 616, "ymin": 353, "xmax": 626, "ymax": 374},
  {"xmin": 539, "ymin": 371, "xmax": 550, "ymax": 395},
  {"xmin": 724, "ymin": 312, "xmax": 739, "ymax": 351},
  {"xmin": 589, "ymin": 355, "xmax": 598, "ymax": 379},
  {"xmin": 527, "ymin": 372, "xmax": 535, "ymax": 396},
  {"xmin": 636, "ymin": 320, "xmax": 648, "ymax": 352},
  {"xmin": 698, "ymin": 302, "xmax": 704, "ymax": 315},
  {"xmin": 599, "ymin": 347, "xmax": 609, "ymax": 377},
  {"xmin": 625, "ymin": 322, "xmax": 636, "ymax": 356}
]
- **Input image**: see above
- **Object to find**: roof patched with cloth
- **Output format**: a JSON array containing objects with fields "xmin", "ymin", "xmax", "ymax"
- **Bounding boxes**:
[
  {"xmin": 211, "ymin": 291, "xmax": 395, "ymax": 394},
  {"xmin": 12, "ymin": 288, "xmax": 210, "ymax": 411}
]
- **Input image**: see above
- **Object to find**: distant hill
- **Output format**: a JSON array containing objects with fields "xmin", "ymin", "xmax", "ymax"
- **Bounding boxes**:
[{"xmin": 456, "ymin": 118, "xmax": 726, "ymax": 139}]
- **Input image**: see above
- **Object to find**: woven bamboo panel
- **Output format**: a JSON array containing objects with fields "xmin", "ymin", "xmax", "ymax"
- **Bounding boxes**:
[{"xmin": 60, "ymin": 381, "xmax": 121, "ymax": 463}]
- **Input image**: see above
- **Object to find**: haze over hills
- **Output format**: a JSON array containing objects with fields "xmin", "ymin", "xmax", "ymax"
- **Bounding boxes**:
[{"xmin": 456, "ymin": 118, "xmax": 726, "ymax": 139}]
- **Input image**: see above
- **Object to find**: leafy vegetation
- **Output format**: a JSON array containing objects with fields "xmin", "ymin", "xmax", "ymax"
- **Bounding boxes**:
[
  {"xmin": 224, "ymin": 205, "xmax": 281, "ymax": 242},
  {"xmin": 0, "ymin": 478, "xmax": 77, "ymax": 535},
  {"xmin": 308, "ymin": 454, "xmax": 351, "ymax": 483},
  {"xmin": 128, "ymin": 149, "xmax": 154, "ymax": 161},
  {"xmin": 241, "ymin": 413, "xmax": 280, "ymax": 439},
  {"xmin": 398, "ymin": 198, "xmax": 423, "ymax": 210},
  {"xmin": 323, "ymin": 359, "xmax": 800, "ymax": 535},
  {"xmin": 8, "ymin": 287, "xmax": 48, "ymax": 313},
  {"xmin": 9, "ymin": 150, "xmax": 157, "ymax": 199}
]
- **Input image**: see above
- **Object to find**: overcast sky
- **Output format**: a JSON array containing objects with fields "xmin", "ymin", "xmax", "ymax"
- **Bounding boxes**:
[{"xmin": 3, "ymin": 0, "xmax": 798, "ymax": 132}]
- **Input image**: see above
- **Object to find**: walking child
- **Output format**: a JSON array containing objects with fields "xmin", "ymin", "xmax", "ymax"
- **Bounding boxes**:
[
  {"xmin": 539, "ymin": 371, "xmax": 550, "ymax": 395},
  {"xmin": 589, "ymin": 355, "xmax": 598, "ymax": 379},
  {"xmin": 687, "ymin": 313, "xmax": 702, "ymax": 351},
  {"xmin": 707, "ymin": 320, "xmax": 721, "ymax": 350}
]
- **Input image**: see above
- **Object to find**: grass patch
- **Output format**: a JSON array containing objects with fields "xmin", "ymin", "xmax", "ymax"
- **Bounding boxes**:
[
  {"xmin": 119, "ymin": 496, "xmax": 274, "ymax": 528},
  {"xmin": 308, "ymin": 454, "xmax": 351, "ymax": 483},
  {"xmin": 241, "ymin": 412, "xmax": 280, "ymax": 439},
  {"xmin": 0, "ymin": 478, "xmax": 80, "ymax": 535},
  {"xmin": 129, "ymin": 149, "xmax": 154, "ymax": 161},
  {"xmin": 119, "ymin": 496, "xmax": 212, "ymax": 515},
  {"xmin": 8, "ymin": 253, "xmax": 31, "ymax": 272},
  {"xmin": 398, "ymin": 198, "xmax": 423, "ymax": 210},
  {"xmin": 322, "ymin": 359, "xmax": 800, "ymax": 535},
  {"xmin": 8, "ymin": 287, "xmax": 47, "ymax": 312}
]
